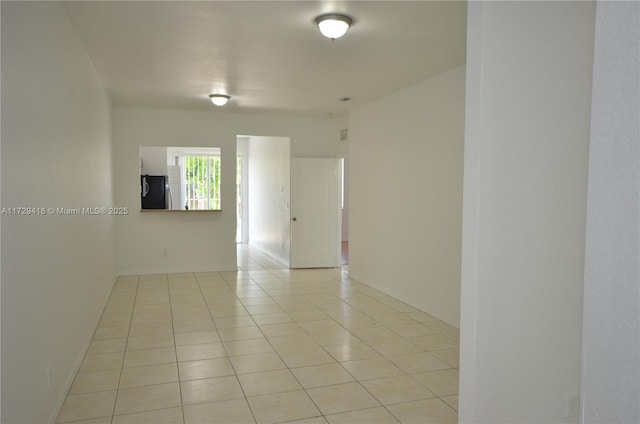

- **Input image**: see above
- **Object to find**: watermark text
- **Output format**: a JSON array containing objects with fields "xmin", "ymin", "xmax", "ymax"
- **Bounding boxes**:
[{"xmin": 1, "ymin": 207, "xmax": 129, "ymax": 216}]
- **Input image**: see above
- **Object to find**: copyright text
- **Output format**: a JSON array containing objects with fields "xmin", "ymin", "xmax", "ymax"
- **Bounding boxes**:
[{"xmin": 1, "ymin": 207, "xmax": 129, "ymax": 216}]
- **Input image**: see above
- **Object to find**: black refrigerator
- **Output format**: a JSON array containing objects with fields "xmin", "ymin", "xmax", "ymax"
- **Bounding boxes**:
[{"xmin": 141, "ymin": 175, "xmax": 169, "ymax": 209}]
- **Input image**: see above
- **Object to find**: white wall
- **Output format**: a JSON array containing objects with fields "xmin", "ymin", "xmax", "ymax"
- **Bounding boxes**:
[
  {"xmin": 139, "ymin": 146, "xmax": 168, "ymax": 175},
  {"xmin": 113, "ymin": 107, "xmax": 340, "ymax": 275},
  {"xmin": 248, "ymin": 136, "xmax": 291, "ymax": 266},
  {"xmin": 348, "ymin": 65, "xmax": 465, "ymax": 326},
  {"xmin": 459, "ymin": 2, "xmax": 595, "ymax": 423},
  {"xmin": 581, "ymin": 2, "xmax": 640, "ymax": 423},
  {"xmin": 1, "ymin": 2, "xmax": 116, "ymax": 423}
]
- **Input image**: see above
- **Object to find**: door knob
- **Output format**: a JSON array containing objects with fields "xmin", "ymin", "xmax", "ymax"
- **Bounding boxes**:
[{"xmin": 292, "ymin": 217, "xmax": 297, "ymax": 221}]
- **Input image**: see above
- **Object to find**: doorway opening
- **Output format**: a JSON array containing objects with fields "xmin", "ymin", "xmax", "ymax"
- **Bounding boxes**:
[
  {"xmin": 236, "ymin": 135, "xmax": 291, "ymax": 267},
  {"xmin": 237, "ymin": 136, "xmax": 343, "ymax": 269}
]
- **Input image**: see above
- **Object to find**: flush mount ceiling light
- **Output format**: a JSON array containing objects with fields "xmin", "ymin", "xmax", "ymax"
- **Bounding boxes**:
[
  {"xmin": 315, "ymin": 14, "xmax": 353, "ymax": 40},
  {"xmin": 209, "ymin": 94, "xmax": 231, "ymax": 107}
]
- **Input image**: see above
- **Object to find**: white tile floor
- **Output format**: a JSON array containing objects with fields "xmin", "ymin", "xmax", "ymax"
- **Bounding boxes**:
[{"xmin": 57, "ymin": 245, "xmax": 459, "ymax": 424}]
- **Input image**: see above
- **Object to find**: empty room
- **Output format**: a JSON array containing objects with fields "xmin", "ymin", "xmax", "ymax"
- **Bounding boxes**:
[{"xmin": 1, "ymin": 1, "xmax": 638, "ymax": 424}]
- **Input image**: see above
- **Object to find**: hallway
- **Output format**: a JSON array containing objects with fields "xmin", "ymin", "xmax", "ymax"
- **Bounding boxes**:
[{"xmin": 56, "ymin": 245, "xmax": 459, "ymax": 423}]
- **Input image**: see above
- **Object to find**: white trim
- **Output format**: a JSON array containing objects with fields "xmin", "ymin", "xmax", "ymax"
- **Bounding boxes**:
[{"xmin": 459, "ymin": 2, "xmax": 484, "ymax": 421}]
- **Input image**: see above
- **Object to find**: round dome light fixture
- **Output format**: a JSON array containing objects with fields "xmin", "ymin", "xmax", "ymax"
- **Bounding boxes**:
[
  {"xmin": 209, "ymin": 94, "xmax": 231, "ymax": 107},
  {"xmin": 315, "ymin": 14, "xmax": 353, "ymax": 40}
]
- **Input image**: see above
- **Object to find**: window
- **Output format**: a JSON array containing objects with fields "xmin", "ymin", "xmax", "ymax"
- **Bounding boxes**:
[
  {"xmin": 183, "ymin": 155, "xmax": 221, "ymax": 210},
  {"xmin": 139, "ymin": 146, "xmax": 222, "ymax": 211}
]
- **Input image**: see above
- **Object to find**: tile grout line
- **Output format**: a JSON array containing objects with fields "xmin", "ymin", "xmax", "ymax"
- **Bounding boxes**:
[
  {"xmin": 110, "ymin": 274, "xmax": 140, "ymax": 423},
  {"xmin": 58, "ymin": 246, "xmax": 459, "ymax": 423},
  {"xmin": 197, "ymin": 270, "xmax": 260, "ymax": 424},
  {"xmin": 238, "ymin": 247, "xmax": 460, "ymax": 419},
  {"xmin": 241, "ymin": 268, "xmax": 393, "ymax": 422},
  {"xmin": 234, "ymin": 260, "xmax": 457, "ymax": 423},
  {"xmin": 168, "ymin": 272, "xmax": 188, "ymax": 424},
  {"xmin": 231, "ymin": 272, "xmax": 312, "ymax": 423},
  {"xmin": 224, "ymin": 267, "xmax": 340, "ymax": 422},
  {"xmin": 249, "ymin": 273, "xmax": 331, "ymax": 422}
]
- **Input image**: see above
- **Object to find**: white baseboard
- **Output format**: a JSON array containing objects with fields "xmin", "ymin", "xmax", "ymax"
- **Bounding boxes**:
[
  {"xmin": 118, "ymin": 265, "xmax": 239, "ymax": 276},
  {"xmin": 347, "ymin": 272, "xmax": 459, "ymax": 329}
]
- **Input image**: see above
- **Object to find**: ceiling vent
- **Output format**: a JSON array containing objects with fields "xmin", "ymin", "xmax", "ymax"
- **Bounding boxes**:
[{"xmin": 340, "ymin": 129, "xmax": 348, "ymax": 141}]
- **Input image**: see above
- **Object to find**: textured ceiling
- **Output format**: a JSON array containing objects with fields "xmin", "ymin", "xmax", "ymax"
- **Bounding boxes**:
[{"xmin": 62, "ymin": 1, "xmax": 467, "ymax": 117}]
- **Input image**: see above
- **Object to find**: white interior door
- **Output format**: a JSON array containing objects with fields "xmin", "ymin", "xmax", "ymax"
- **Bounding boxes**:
[{"xmin": 291, "ymin": 158, "xmax": 340, "ymax": 268}]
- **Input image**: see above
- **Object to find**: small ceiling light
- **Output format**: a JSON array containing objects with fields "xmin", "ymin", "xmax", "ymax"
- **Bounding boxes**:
[
  {"xmin": 315, "ymin": 14, "xmax": 353, "ymax": 40},
  {"xmin": 209, "ymin": 94, "xmax": 231, "ymax": 107}
]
